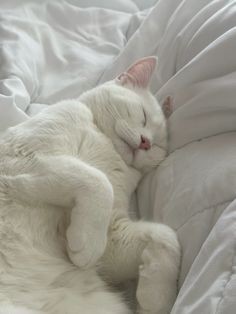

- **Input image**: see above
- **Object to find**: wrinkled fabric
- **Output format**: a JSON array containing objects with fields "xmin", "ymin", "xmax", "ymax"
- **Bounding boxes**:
[
  {"xmin": 138, "ymin": 133, "xmax": 236, "ymax": 313},
  {"xmin": 0, "ymin": 0, "xmax": 153, "ymax": 131}
]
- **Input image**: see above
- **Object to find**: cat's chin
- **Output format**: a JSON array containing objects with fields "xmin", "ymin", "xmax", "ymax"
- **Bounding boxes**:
[
  {"xmin": 114, "ymin": 137, "xmax": 166, "ymax": 173},
  {"xmin": 133, "ymin": 145, "xmax": 167, "ymax": 173}
]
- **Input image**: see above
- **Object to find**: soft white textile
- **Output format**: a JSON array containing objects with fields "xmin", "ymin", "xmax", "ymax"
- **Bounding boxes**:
[
  {"xmin": 138, "ymin": 133, "xmax": 236, "ymax": 313},
  {"xmin": 0, "ymin": 0, "xmax": 153, "ymax": 131},
  {"xmin": 135, "ymin": 1, "xmax": 236, "ymax": 313},
  {"xmin": 1, "ymin": 0, "xmax": 236, "ymax": 313}
]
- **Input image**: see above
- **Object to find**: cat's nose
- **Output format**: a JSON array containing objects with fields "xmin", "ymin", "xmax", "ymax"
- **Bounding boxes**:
[{"xmin": 139, "ymin": 135, "xmax": 151, "ymax": 150}]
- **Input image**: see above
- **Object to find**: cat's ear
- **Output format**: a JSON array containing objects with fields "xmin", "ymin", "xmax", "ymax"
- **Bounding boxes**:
[
  {"xmin": 116, "ymin": 56, "xmax": 157, "ymax": 89},
  {"xmin": 162, "ymin": 96, "xmax": 173, "ymax": 118}
]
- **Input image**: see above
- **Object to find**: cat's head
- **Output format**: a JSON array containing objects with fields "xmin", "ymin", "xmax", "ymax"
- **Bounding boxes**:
[{"xmin": 80, "ymin": 57, "xmax": 167, "ymax": 173}]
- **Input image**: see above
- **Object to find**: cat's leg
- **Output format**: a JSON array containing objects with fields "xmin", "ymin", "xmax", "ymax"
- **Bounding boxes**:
[
  {"xmin": 136, "ymin": 224, "xmax": 180, "ymax": 314},
  {"xmin": 99, "ymin": 218, "xmax": 181, "ymax": 314},
  {"xmin": 0, "ymin": 305, "xmax": 43, "ymax": 314},
  {"xmin": 5, "ymin": 156, "xmax": 113, "ymax": 268}
]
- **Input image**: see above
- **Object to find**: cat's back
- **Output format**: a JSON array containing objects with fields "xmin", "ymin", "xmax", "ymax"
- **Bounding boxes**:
[{"xmin": 0, "ymin": 99, "xmax": 94, "ymax": 176}]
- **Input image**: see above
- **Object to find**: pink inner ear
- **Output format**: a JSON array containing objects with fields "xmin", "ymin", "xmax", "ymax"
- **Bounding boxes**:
[{"xmin": 118, "ymin": 56, "xmax": 157, "ymax": 88}]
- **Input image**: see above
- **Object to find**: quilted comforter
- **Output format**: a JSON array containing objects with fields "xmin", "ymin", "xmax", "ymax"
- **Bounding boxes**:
[{"xmin": 0, "ymin": 0, "xmax": 236, "ymax": 313}]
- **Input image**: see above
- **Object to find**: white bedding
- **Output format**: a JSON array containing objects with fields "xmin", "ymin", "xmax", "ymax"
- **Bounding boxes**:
[
  {"xmin": 1, "ymin": 0, "xmax": 236, "ymax": 313},
  {"xmin": 0, "ymin": 0, "xmax": 154, "ymax": 131}
]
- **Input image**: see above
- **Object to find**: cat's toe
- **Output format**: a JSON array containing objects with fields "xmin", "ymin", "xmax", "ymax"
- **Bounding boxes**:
[
  {"xmin": 67, "ymin": 247, "xmax": 93, "ymax": 268},
  {"xmin": 66, "ymin": 225, "xmax": 107, "ymax": 269}
]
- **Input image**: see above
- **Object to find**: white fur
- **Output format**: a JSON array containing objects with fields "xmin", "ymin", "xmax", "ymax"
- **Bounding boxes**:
[{"xmin": 0, "ymin": 58, "xmax": 180, "ymax": 314}]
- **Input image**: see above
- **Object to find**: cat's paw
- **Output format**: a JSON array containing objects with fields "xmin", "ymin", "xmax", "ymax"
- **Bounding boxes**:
[
  {"xmin": 136, "ymin": 223, "xmax": 181, "ymax": 314},
  {"xmin": 66, "ymin": 222, "xmax": 107, "ymax": 269}
]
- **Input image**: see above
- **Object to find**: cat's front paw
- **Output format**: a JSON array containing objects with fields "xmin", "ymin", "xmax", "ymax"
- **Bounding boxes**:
[
  {"xmin": 66, "ymin": 223, "xmax": 107, "ymax": 269},
  {"xmin": 136, "ymin": 223, "xmax": 181, "ymax": 314}
]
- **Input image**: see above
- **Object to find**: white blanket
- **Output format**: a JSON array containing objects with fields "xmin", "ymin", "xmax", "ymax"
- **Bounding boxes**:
[
  {"xmin": 1, "ymin": 0, "xmax": 236, "ymax": 313},
  {"xmin": 0, "ymin": 0, "xmax": 154, "ymax": 131}
]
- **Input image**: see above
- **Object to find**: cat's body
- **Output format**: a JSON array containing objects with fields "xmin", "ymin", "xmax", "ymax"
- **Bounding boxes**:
[{"xmin": 0, "ymin": 58, "xmax": 180, "ymax": 314}]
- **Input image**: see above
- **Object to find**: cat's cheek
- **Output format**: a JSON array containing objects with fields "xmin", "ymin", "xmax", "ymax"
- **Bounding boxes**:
[{"xmin": 113, "ymin": 139, "xmax": 134, "ymax": 165}]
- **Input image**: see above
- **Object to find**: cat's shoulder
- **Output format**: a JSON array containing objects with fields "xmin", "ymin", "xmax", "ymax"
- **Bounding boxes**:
[{"xmin": 42, "ymin": 99, "xmax": 93, "ymax": 125}]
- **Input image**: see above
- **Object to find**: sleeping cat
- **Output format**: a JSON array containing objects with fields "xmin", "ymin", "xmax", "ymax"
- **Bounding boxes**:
[{"xmin": 0, "ymin": 57, "xmax": 180, "ymax": 314}]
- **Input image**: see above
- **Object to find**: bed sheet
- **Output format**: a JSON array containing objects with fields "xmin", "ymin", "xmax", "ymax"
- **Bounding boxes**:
[
  {"xmin": 133, "ymin": 0, "xmax": 236, "ymax": 313},
  {"xmin": 138, "ymin": 133, "xmax": 236, "ymax": 314},
  {"xmin": 1, "ymin": 0, "xmax": 236, "ymax": 313},
  {"xmin": 0, "ymin": 0, "xmax": 156, "ymax": 132}
]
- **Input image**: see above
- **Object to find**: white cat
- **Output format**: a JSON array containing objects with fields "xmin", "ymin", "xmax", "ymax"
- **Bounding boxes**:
[{"xmin": 0, "ymin": 57, "xmax": 180, "ymax": 314}]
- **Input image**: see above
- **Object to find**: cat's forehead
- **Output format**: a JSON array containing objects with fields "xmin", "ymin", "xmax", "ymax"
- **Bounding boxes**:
[
  {"xmin": 107, "ymin": 83, "xmax": 140, "ymax": 99},
  {"xmin": 102, "ymin": 81, "xmax": 163, "ymax": 122},
  {"xmin": 105, "ymin": 83, "xmax": 154, "ymax": 107}
]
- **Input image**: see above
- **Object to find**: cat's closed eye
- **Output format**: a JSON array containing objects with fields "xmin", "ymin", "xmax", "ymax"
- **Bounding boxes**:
[{"xmin": 142, "ymin": 108, "xmax": 147, "ymax": 127}]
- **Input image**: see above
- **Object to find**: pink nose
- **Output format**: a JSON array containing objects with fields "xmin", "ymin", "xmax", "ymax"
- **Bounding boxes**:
[{"xmin": 139, "ymin": 135, "xmax": 151, "ymax": 150}]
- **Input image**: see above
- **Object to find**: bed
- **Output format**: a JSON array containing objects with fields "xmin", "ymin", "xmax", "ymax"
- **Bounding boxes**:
[{"xmin": 0, "ymin": 0, "xmax": 236, "ymax": 313}]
